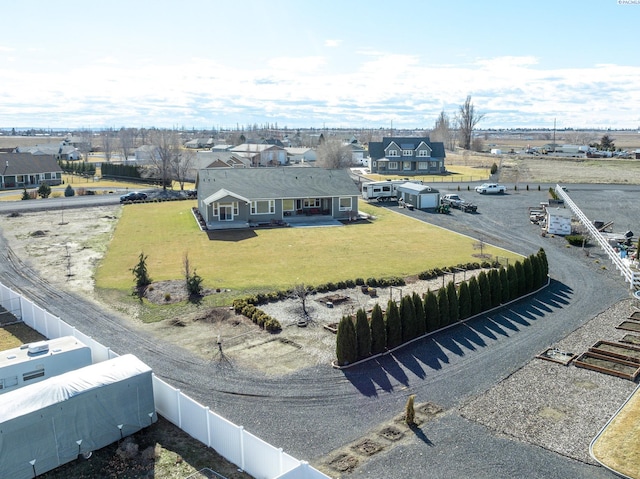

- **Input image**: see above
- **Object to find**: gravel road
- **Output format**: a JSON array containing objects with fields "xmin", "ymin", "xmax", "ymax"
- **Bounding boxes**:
[{"xmin": 1, "ymin": 183, "xmax": 639, "ymax": 479}]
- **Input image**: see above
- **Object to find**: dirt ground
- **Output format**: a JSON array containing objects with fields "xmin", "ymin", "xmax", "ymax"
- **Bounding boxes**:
[{"xmin": 0, "ymin": 205, "xmax": 490, "ymax": 376}]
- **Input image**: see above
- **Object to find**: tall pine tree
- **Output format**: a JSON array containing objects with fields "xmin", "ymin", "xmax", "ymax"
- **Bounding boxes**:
[
  {"xmin": 336, "ymin": 315, "xmax": 357, "ymax": 366},
  {"xmin": 400, "ymin": 295, "xmax": 418, "ymax": 342},
  {"xmin": 458, "ymin": 281, "xmax": 471, "ymax": 320},
  {"xmin": 424, "ymin": 290, "xmax": 440, "ymax": 332},
  {"xmin": 413, "ymin": 292, "xmax": 427, "ymax": 336},
  {"xmin": 355, "ymin": 308, "xmax": 371, "ymax": 360},
  {"xmin": 446, "ymin": 281, "xmax": 459, "ymax": 324},
  {"xmin": 385, "ymin": 300, "xmax": 402, "ymax": 349},
  {"xmin": 370, "ymin": 303, "xmax": 386, "ymax": 354},
  {"xmin": 437, "ymin": 288, "xmax": 450, "ymax": 326}
]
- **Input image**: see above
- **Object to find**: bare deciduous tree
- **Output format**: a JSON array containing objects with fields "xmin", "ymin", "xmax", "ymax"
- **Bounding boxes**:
[
  {"xmin": 101, "ymin": 128, "xmax": 115, "ymax": 163},
  {"xmin": 119, "ymin": 128, "xmax": 134, "ymax": 162},
  {"xmin": 431, "ymin": 110, "xmax": 456, "ymax": 151},
  {"xmin": 316, "ymin": 139, "xmax": 352, "ymax": 169},
  {"xmin": 171, "ymin": 148, "xmax": 195, "ymax": 191},
  {"xmin": 292, "ymin": 283, "xmax": 311, "ymax": 319},
  {"xmin": 456, "ymin": 95, "xmax": 485, "ymax": 150},
  {"xmin": 149, "ymin": 129, "xmax": 181, "ymax": 191}
]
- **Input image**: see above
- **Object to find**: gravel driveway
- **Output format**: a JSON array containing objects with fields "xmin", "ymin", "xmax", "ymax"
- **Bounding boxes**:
[{"xmin": 1, "ymin": 183, "xmax": 639, "ymax": 479}]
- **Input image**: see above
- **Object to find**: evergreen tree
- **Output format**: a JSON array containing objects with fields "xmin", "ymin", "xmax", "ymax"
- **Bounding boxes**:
[
  {"xmin": 336, "ymin": 315, "xmax": 357, "ymax": 366},
  {"xmin": 522, "ymin": 257, "xmax": 534, "ymax": 293},
  {"xmin": 515, "ymin": 261, "xmax": 526, "ymax": 297},
  {"xmin": 400, "ymin": 295, "xmax": 417, "ymax": 342},
  {"xmin": 37, "ymin": 182, "xmax": 51, "ymax": 198},
  {"xmin": 424, "ymin": 290, "xmax": 440, "ymax": 332},
  {"xmin": 499, "ymin": 267, "xmax": 509, "ymax": 303},
  {"xmin": 64, "ymin": 184, "xmax": 75, "ymax": 197},
  {"xmin": 537, "ymin": 248, "xmax": 549, "ymax": 280},
  {"xmin": 437, "ymin": 288, "xmax": 450, "ymax": 326},
  {"xmin": 468, "ymin": 276, "xmax": 482, "ymax": 315},
  {"xmin": 488, "ymin": 269, "xmax": 501, "ymax": 307},
  {"xmin": 385, "ymin": 300, "xmax": 402, "ymax": 349},
  {"xmin": 446, "ymin": 281, "xmax": 459, "ymax": 324},
  {"xmin": 507, "ymin": 263, "xmax": 518, "ymax": 300},
  {"xmin": 370, "ymin": 303, "xmax": 386, "ymax": 354},
  {"xmin": 355, "ymin": 308, "xmax": 371, "ymax": 360},
  {"xmin": 530, "ymin": 254, "xmax": 542, "ymax": 289},
  {"xmin": 413, "ymin": 292, "xmax": 426, "ymax": 336},
  {"xmin": 478, "ymin": 271, "xmax": 492, "ymax": 311},
  {"xmin": 458, "ymin": 281, "xmax": 471, "ymax": 320}
]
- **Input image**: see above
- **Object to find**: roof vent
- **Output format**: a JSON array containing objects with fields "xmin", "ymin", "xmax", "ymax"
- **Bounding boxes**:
[{"xmin": 28, "ymin": 341, "xmax": 50, "ymax": 355}]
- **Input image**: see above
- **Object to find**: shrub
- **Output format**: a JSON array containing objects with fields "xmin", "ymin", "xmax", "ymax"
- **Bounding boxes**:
[
  {"xmin": 164, "ymin": 293, "xmax": 171, "ymax": 302},
  {"xmin": 64, "ymin": 184, "xmax": 75, "ymax": 197},
  {"xmin": 458, "ymin": 281, "xmax": 471, "ymax": 320},
  {"xmin": 345, "ymin": 279, "xmax": 356, "ymax": 288},
  {"xmin": 366, "ymin": 277, "xmax": 378, "ymax": 287},
  {"xmin": 490, "ymin": 162, "xmax": 498, "ymax": 174},
  {"xmin": 405, "ymin": 394, "xmax": 416, "ymax": 426},
  {"xmin": 413, "ymin": 292, "xmax": 426, "ymax": 336},
  {"xmin": 326, "ymin": 282, "xmax": 337, "ymax": 291},
  {"xmin": 264, "ymin": 317, "xmax": 281, "ymax": 332},
  {"xmin": 437, "ymin": 288, "xmax": 449, "ymax": 327},
  {"xmin": 355, "ymin": 278, "xmax": 365, "ymax": 286},
  {"xmin": 186, "ymin": 271, "xmax": 204, "ymax": 297},
  {"xmin": 565, "ymin": 235, "xmax": 588, "ymax": 247},
  {"xmin": 316, "ymin": 283, "xmax": 329, "ymax": 293},
  {"xmin": 478, "ymin": 271, "xmax": 491, "ymax": 311},
  {"xmin": 468, "ymin": 276, "xmax": 482, "ymax": 316},
  {"xmin": 400, "ymin": 295, "xmax": 418, "ymax": 342},
  {"xmin": 336, "ymin": 280, "xmax": 347, "ymax": 290}
]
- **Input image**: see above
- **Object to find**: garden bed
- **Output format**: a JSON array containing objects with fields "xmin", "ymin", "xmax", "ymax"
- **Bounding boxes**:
[
  {"xmin": 629, "ymin": 311, "xmax": 640, "ymax": 321},
  {"xmin": 574, "ymin": 351, "xmax": 640, "ymax": 381},
  {"xmin": 589, "ymin": 340, "xmax": 640, "ymax": 364},
  {"xmin": 616, "ymin": 320, "xmax": 640, "ymax": 333},
  {"xmin": 536, "ymin": 347, "xmax": 576, "ymax": 365},
  {"xmin": 620, "ymin": 334, "xmax": 640, "ymax": 346}
]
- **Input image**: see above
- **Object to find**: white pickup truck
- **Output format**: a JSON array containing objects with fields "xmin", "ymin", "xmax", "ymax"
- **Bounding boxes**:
[
  {"xmin": 475, "ymin": 183, "xmax": 506, "ymax": 194},
  {"xmin": 441, "ymin": 194, "xmax": 465, "ymax": 208}
]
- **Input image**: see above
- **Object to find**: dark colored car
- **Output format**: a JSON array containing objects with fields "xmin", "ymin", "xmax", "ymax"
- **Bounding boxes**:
[{"xmin": 119, "ymin": 192, "xmax": 148, "ymax": 202}]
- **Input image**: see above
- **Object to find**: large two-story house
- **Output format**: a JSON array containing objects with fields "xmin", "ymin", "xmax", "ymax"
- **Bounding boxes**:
[{"xmin": 368, "ymin": 137, "xmax": 446, "ymax": 176}]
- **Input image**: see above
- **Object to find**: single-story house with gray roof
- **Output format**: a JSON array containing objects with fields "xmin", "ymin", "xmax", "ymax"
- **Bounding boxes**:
[
  {"xmin": 0, "ymin": 153, "xmax": 63, "ymax": 189},
  {"xmin": 196, "ymin": 167, "xmax": 360, "ymax": 229}
]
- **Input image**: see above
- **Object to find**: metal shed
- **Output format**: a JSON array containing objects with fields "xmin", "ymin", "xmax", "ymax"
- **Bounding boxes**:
[{"xmin": 396, "ymin": 182, "xmax": 440, "ymax": 209}]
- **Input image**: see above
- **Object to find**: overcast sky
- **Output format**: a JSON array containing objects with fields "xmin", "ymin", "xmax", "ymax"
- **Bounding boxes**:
[{"xmin": 1, "ymin": 0, "xmax": 638, "ymax": 130}]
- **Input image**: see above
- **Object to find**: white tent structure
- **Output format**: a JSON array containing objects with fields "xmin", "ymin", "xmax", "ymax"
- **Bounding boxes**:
[{"xmin": 0, "ymin": 354, "xmax": 156, "ymax": 479}]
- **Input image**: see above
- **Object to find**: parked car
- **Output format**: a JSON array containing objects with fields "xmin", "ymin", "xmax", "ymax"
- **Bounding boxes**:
[
  {"xmin": 475, "ymin": 183, "xmax": 506, "ymax": 194},
  {"xmin": 120, "ymin": 192, "xmax": 148, "ymax": 202},
  {"xmin": 441, "ymin": 194, "xmax": 465, "ymax": 208}
]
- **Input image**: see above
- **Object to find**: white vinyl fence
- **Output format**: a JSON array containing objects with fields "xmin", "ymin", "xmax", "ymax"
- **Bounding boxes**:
[
  {"xmin": 0, "ymin": 282, "xmax": 330, "ymax": 479},
  {"xmin": 555, "ymin": 184, "xmax": 640, "ymax": 290}
]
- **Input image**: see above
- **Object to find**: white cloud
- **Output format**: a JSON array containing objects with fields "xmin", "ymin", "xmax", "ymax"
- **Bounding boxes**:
[
  {"xmin": 324, "ymin": 39, "xmax": 341, "ymax": 48},
  {"xmin": 1, "ymin": 54, "xmax": 639, "ymax": 129}
]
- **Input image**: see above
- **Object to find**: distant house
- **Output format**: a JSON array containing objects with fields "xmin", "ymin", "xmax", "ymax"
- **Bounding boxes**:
[
  {"xmin": 184, "ymin": 138, "xmax": 215, "ymax": 149},
  {"xmin": 229, "ymin": 143, "xmax": 287, "ymax": 166},
  {"xmin": 134, "ymin": 145, "xmax": 159, "ymax": 162},
  {"xmin": 0, "ymin": 153, "xmax": 63, "ymax": 189},
  {"xmin": 285, "ymin": 147, "xmax": 317, "ymax": 164},
  {"xmin": 368, "ymin": 137, "xmax": 446, "ymax": 176},
  {"xmin": 196, "ymin": 167, "xmax": 360, "ymax": 229},
  {"xmin": 345, "ymin": 142, "xmax": 366, "ymax": 165},
  {"xmin": 16, "ymin": 143, "xmax": 81, "ymax": 161}
]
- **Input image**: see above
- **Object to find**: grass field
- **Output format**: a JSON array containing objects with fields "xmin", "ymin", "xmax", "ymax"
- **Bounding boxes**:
[
  {"xmin": 365, "ymin": 164, "xmax": 491, "ymax": 183},
  {"xmin": 95, "ymin": 201, "xmax": 520, "ymax": 301}
]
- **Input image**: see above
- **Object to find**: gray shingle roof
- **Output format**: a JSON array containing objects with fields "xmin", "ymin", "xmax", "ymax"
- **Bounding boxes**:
[
  {"xmin": 197, "ymin": 167, "xmax": 360, "ymax": 200},
  {"xmin": 369, "ymin": 136, "xmax": 445, "ymax": 160},
  {"xmin": 0, "ymin": 153, "xmax": 62, "ymax": 175}
]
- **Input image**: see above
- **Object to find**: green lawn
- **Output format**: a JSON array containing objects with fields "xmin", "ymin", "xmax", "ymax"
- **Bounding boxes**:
[{"xmin": 96, "ymin": 201, "xmax": 521, "ymax": 302}]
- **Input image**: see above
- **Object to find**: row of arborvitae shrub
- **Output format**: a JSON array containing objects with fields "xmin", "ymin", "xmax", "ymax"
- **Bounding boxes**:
[
  {"xmin": 335, "ymin": 248, "xmax": 549, "ymax": 366},
  {"xmin": 231, "ymin": 300, "xmax": 282, "ymax": 332},
  {"xmin": 418, "ymin": 261, "xmax": 499, "ymax": 280}
]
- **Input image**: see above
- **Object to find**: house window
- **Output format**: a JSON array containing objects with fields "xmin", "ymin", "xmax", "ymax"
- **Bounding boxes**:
[
  {"xmin": 251, "ymin": 200, "xmax": 275, "ymax": 214},
  {"xmin": 418, "ymin": 150, "xmax": 430, "ymax": 157},
  {"xmin": 303, "ymin": 198, "xmax": 320, "ymax": 208},
  {"xmin": 418, "ymin": 162, "xmax": 430, "ymax": 170},
  {"xmin": 388, "ymin": 162, "xmax": 398, "ymax": 170},
  {"xmin": 339, "ymin": 197, "xmax": 352, "ymax": 211},
  {"xmin": 44, "ymin": 173, "xmax": 52, "ymax": 179},
  {"xmin": 372, "ymin": 161, "xmax": 377, "ymax": 167},
  {"xmin": 282, "ymin": 199, "xmax": 295, "ymax": 211},
  {"xmin": 403, "ymin": 161, "xmax": 412, "ymax": 170},
  {"xmin": 432, "ymin": 161, "xmax": 439, "ymax": 169},
  {"xmin": 402, "ymin": 149, "xmax": 413, "ymax": 157},
  {"xmin": 213, "ymin": 202, "xmax": 238, "ymax": 217},
  {"xmin": 387, "ymin": 150, "xmax": 399, "ymax": 157}
]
